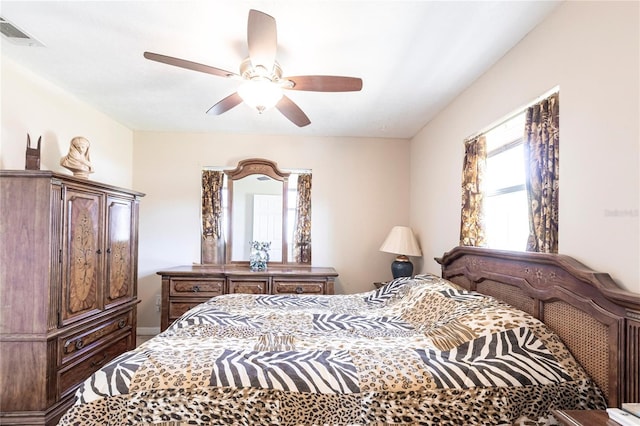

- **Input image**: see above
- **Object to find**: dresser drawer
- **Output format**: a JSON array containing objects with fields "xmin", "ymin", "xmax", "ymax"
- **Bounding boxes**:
[
  {"xmin": 272, "ymin": 280, "xmax": 326, "ymax": 295},
  {"xmin": 57, "ymin": 331, "xmax": 133, "ymax": 399},
  {"xmin": 59, "ymin": 309, "xmax": 133, "ymax": 365},
  {"xmin": 168, "ymin": 299, "xmax": 208, "ymax": 320},
  {"xmin": 228, "ymin": 279, "xmax": 269, "ymax": 294},
  {"xmin": 170, "ymin": 279, "xmax": 224, "ymax": 297}
]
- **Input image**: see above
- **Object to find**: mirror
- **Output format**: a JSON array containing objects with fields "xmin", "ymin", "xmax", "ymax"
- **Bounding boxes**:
[
  {"xmin": 224, "ymin": 158, "xmax": 310, "ymax": 265},
  {"xmin": 229, "ymin": 174, "xmax": 285, "ymax": 262}
]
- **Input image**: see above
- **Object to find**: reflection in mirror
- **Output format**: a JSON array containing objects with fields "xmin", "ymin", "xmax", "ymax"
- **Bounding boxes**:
[{"xmin": 230, "ymin": 175, "xmax": 283, "ymax": 262}]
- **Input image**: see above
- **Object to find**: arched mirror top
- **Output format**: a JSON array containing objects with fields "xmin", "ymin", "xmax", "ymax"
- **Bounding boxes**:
[{"xmin": 227, "ymin": 158, "xmax": 290, "ymax": 182}]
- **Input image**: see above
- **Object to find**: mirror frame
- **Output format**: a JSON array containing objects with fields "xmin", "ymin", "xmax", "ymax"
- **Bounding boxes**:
[{"xmin": 225, "ymin": 158, "xmax": 290, "ymax": 265}]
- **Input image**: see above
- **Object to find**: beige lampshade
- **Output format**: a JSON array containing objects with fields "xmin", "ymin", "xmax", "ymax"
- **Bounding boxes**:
[{"xmin": 379, "ymin": 226, "xmax": 422, "ymax": 257}]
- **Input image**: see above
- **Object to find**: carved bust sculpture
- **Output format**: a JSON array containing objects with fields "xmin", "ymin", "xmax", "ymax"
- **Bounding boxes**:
[{"xmin": 61, "ymin": 136, "xmax": 94, "ymax": 178}]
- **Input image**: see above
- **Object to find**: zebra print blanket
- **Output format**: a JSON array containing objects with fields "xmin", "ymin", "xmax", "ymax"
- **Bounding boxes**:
[{"xmin": 59, "ymin": 274, "xmax": 605, "ymax": 425}]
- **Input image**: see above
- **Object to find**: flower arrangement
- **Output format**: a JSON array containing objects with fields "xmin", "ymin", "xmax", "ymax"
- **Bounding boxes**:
[{"xmin": 249, "ymin": 241, "xmax": 271, "ymax": 271}]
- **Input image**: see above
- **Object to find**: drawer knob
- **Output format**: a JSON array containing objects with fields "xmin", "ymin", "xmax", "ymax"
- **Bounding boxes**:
[
  {"xmin": 192, "ymin": 285, "xmax": 200, "ymax": 292},
  {"xmin": 118, "ymin": 319, "xmax": 127, "ymax": 329},
  {"xmin": 75, "ymin": 339, "xmax": 85, "ymax": 350},
  {"xmin": 295, "ymin": 286, "xmax": 304, "ymax": 294},
  {"xmin": 91, "ymin": 352, "xmax": 108, "ymax": 367}
]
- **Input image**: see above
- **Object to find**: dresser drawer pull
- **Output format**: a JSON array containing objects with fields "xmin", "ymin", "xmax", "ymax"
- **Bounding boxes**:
[
  {"xmin": 75, "ymin": 339, "xmax": 85, "ymax": 350},
  {"xmin": 91, "ymin": 352, "xmax": 108, "ymax": 367},
  {"xmin": 295, "ymin": 286, "xmax": 304, "ymax": 294},
  {"xmin": 118, "ymin": 319, "xmax": 127, "ymax": 329},
  {"xmin": 192, "ymin": 285, "xmax": 201, "ymax": 292}
]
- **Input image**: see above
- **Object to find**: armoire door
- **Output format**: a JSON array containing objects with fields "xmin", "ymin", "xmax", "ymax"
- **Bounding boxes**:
[
  {"xmin": 60, "ymin": 186, "xmax": 104, "ymax": 325},
  {"xmin": 104, "ymin": 195, "xmax": 135, "ymax": 308}
]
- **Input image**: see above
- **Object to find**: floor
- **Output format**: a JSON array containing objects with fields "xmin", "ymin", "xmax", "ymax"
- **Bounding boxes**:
[{"xmin": 136, "ymin": 335, "xmax": 154, "ymax": 347}]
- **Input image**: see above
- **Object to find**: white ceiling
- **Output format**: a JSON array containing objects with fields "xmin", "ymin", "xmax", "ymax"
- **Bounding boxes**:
[{"xmin": 0, "ymin": 1, "xmax": 561, "ymax": 139}]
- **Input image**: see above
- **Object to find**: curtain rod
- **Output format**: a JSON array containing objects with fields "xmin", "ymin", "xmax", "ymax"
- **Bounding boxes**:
[{"xmin": 464, "ymin": 85, "xmax": 559, "ymax": 142}]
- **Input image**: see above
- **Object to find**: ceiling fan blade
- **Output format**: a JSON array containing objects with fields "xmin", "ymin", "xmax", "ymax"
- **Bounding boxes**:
[
  {"xmin": 144, "ymin": 51, "xmax": 238, "ymax": 78},
  {"xmin": 247, "ymin": 9, "xmax": 277, "ymax": 69},
  {"xmin": 206, "ymin": 93, "xmax": 243, "ymax": 115},
  {"xmin": 284, "ymin": 75, "xmax": 363, "ymax": 92},
  {"xmin": 276, "ymin": 95, "xmax": 311, "ymax": 127}
]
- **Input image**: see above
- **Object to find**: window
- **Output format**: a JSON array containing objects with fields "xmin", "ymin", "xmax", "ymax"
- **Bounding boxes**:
[
  {"xmin": 461, "ymin": 89, "xmax": 559, "ymax": 253},
  {"xmin": 483, "ymin": 112, "xmax": 529, "ymax": 251}
]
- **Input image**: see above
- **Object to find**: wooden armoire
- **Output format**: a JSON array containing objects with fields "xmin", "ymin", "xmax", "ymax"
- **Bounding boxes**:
[{"xmin": 0, "ymin": 171, "xmax": 144, "ymax": 425}]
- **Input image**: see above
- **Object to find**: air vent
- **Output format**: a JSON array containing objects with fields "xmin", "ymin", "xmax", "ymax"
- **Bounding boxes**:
[{"xmin": 0, "ymin": 16, "xmax": 44, "ymax": 46}]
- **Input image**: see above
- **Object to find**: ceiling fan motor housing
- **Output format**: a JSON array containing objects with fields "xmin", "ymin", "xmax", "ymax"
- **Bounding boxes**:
[{"xmin": 240, "ymin": 57, "xmax": 289, "ymax": 86}]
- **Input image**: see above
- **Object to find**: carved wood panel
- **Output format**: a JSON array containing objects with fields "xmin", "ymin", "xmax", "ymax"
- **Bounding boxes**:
[
  {"xmin": 105, "ymin": 196, "xmax": 133, "ymax": 307},
  {"xmin": 61, "ymin": 188, "xmax": 102, "ymax": 324},
  {"xmin": 626, "ymin": 317, "xmax": 640, "ymax": 402}
]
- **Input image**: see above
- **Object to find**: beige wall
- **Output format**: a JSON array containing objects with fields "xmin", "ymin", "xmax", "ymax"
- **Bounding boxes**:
[
  {"xmin": 410, "ymin": 1, "xmax": 640, "ymax": 293},
  {"xmin": 0, "ymin": 57, "xmax": 134, "ymax": 187},
  {"xmin": 132, "ymin": 132, "xmax": 410, "ymax": 329}
]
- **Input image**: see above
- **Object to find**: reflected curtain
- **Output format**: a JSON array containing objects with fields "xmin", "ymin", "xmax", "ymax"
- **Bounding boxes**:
[
  {"xmin": 201, "ymin": 170, "xmax": 225, "ymax": 263},
  {"xmin": 460, "ymin": 135, "xmax": 487, "ymax": 247},
  {"xmin": 524, "ymin": 93, "xmax": 559, "ymax": 253},
  {"xmin": 293, "ymin": 173, "xmax": 312, "ymax": 263}
]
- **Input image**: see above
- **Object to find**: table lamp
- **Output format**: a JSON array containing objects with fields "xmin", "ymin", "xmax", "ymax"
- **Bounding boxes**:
[{"xmin": 379, "ymin": 226, "xmax": 422, "ymax": 278}]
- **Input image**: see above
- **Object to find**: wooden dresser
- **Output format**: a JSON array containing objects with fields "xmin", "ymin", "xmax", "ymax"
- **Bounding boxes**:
[
  {"xmin": 157, "ymin": 265, "xmax": 338, "ymax": 331},
  {"xmin": 0, "ymin": 171, "xmax": 144, "ymax": 425}
]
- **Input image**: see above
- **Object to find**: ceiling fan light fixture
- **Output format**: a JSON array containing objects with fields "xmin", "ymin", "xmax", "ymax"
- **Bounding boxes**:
[
  {"xmin": 143, "ymin": 9, "xmax": 362, "ymax": 126},
  {"xmin": 238, "ymin": 79, "xmax": 283, "ymax": 113}
]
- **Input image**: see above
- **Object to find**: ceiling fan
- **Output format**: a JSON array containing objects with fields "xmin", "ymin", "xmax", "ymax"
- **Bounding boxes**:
[{"xmin": 144, "ymin": 9, "xmax": 363, "ymax": 127}]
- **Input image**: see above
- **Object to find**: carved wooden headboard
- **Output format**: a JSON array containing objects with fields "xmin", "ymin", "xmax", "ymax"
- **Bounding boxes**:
[{"xmin": 436, "ymin": 246, "xmax": 640, "ymax": 407}]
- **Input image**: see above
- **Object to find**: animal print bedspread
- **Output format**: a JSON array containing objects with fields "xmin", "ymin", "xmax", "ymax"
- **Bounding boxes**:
[{"xmin": 58, "ymin": 274, "xmax": 605, "ymax": 425}]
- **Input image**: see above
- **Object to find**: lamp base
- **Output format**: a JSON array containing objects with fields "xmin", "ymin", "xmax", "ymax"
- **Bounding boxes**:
[{"xmin": 391, "ymin": 255, "xmax": 414, "ymax": 279}]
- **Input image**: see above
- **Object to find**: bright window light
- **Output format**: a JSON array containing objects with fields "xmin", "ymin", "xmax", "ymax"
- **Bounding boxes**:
[{"xmin": 483, "ymin": 112, "xmax": 529, "ymax": 251}]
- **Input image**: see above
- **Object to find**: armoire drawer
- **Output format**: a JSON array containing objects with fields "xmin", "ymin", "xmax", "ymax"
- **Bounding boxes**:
[
  {"xmin": 170, "ymin": 279, "xmax": 225, "ymax": 297},
  {"xmin": 272, "ymin": 281, "xmax": 326, "ymax": 295},
  {"xmin": 59, "ymin": 309, "xmax": 133, "ymax": 365},
  {"xmin": 58, "ymin": 332, "xmax": 133, "ymax": 399}
]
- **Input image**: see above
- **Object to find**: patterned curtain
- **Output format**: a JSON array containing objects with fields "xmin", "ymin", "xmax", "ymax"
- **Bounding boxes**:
[
  {"xmin": 293, "ymin": 174, "xmax": 312, "ymax": 264},
  {"xmin": 201, "ymin": 170, "xmax": 225, "ymax": 263},
  {"xmin": 524, "ymin": 93, "xmax": 559, "ymax": 253},
  {"xmin": 460, "ymin": 135, "xmax": 487, "ymax": 247}
]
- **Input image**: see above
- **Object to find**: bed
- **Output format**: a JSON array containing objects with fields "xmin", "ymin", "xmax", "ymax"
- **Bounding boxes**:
[{"xmin": 58, "ymin": 247, "xmax": 640, "ymax": 425}]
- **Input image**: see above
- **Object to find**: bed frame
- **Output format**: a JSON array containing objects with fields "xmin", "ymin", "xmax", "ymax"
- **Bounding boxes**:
[{"xmin": 436, "ymin": 246, "xmax": 640, "ymax": 408}]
